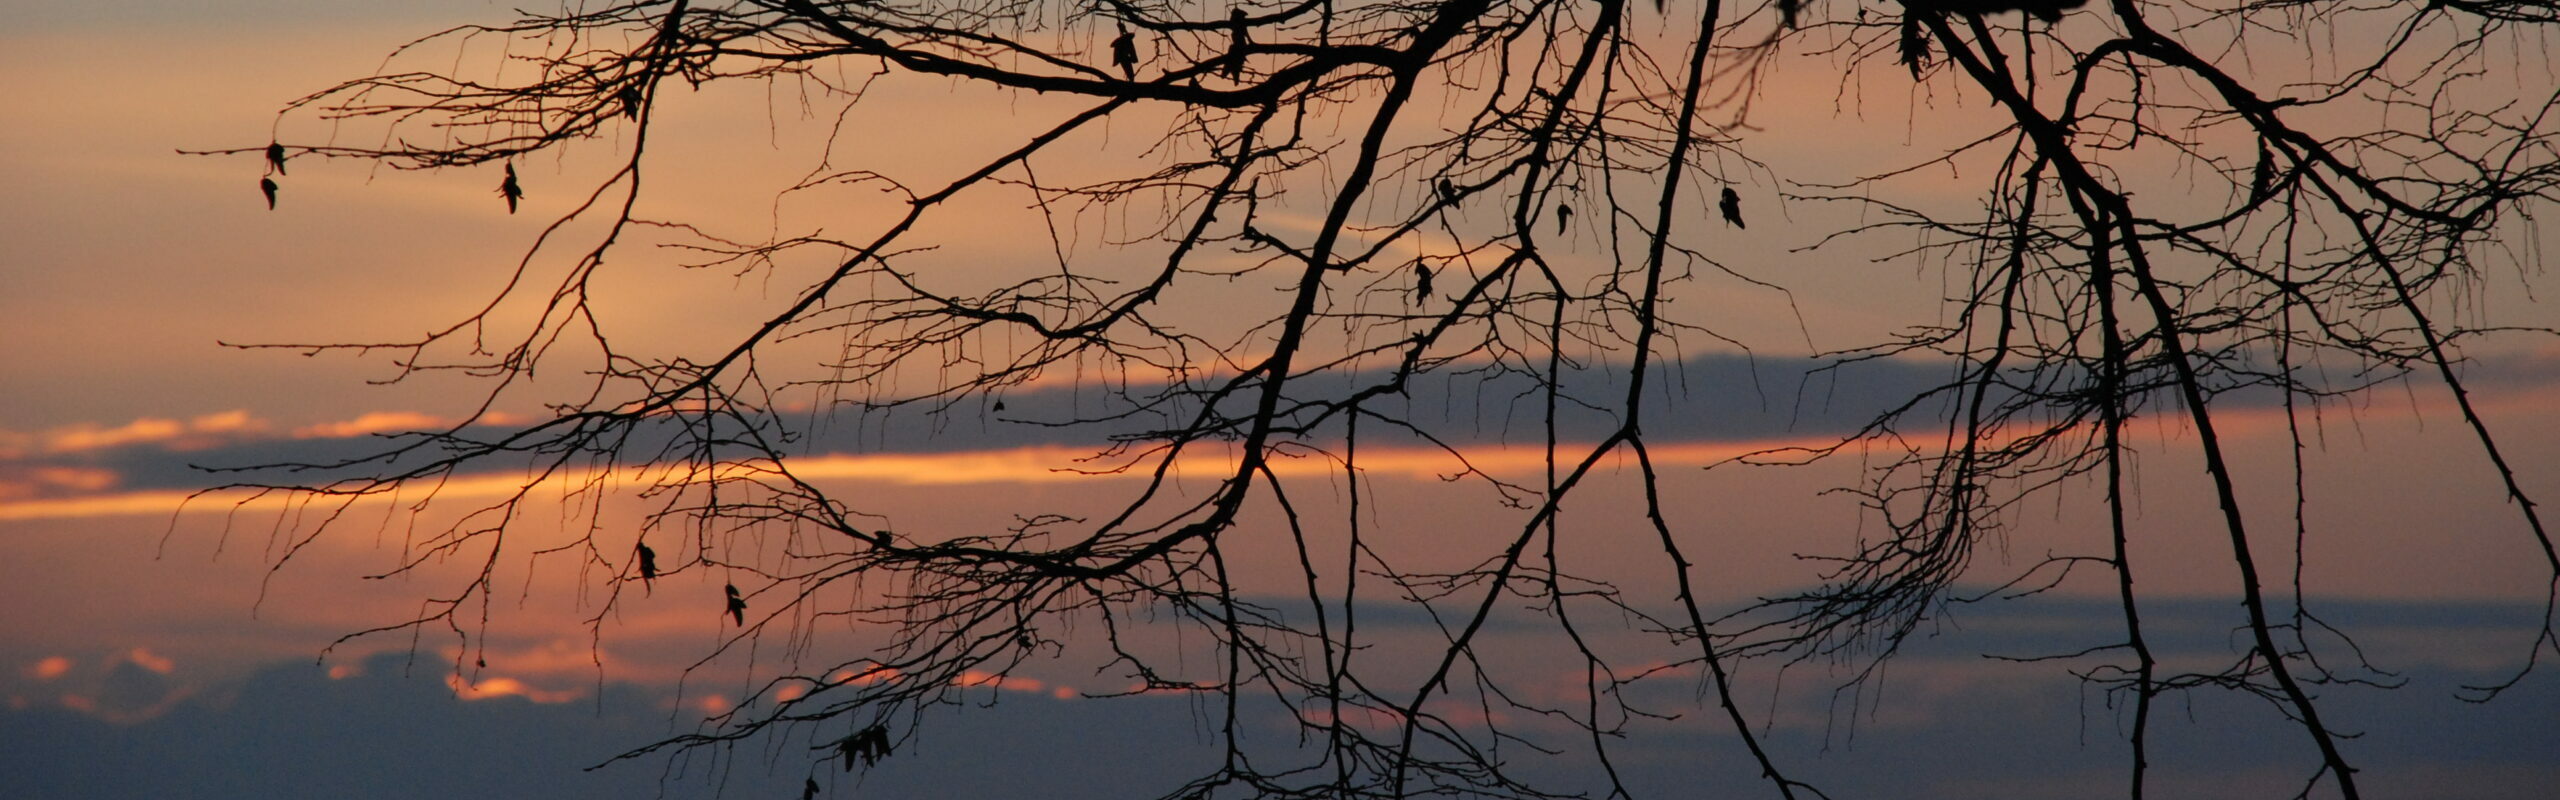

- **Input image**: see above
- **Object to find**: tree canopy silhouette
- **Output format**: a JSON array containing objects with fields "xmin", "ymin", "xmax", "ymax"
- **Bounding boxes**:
[{"xmin": 192, "ymin": 0, "xmax": 2560, "ymax": 798}]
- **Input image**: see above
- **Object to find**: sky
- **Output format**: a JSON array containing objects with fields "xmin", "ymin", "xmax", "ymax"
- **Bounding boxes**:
[{"xmin": 3, "ymin": 1, "xmax": 2559, "ymax": 798}]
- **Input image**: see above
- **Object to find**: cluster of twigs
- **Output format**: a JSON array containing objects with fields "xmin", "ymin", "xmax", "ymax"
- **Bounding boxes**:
[{"xmin": 192, "ymin": 0, "xmax": 2559, "ymax": 797}]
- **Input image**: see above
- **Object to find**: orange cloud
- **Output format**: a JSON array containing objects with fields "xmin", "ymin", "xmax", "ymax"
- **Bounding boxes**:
[
  {"xmin": 25, "ymin": 656, "xmax": 73, "ymax": 681},
  {"xmin": 186, "ymin": 410, "xmax": 262, "ymax": 435},
  {"xmin": 817, "ymin": 665, "xmax": 1079, "ymax": 698},
  {"xmin": 0, "ymin": 411, "xmax": 272, "ymax": 458},
  {"xmin": 445, "ymin": 673, "xmax": 582, "ymax": 704},
  {"xmin": 32, "ymin": 466, "xmax": 119, "ymax": 492},
  {"xmin": 0, "ymin": 408, "xmax": 536, "ymax": 464},
  {"xmin": 956, "ymin": 669, "xmax": 1050, "ymax": 694},
  {"xmin": 40, "ymin": 418, "xmax": 183, "ymax": 454},
  {"xmin": 0, "ymin": 465, "xmax": 121, "ymax": 503},
  {"xmin": 0, "ymin": 489, "xmax": 204, "ymax": 521},
  {"xmin": 292, "ymin": 411, "xmax": 451, "ymax": 439},
  {"xmin": 834, "ymin": 666, "xmax": 902, "ymax": 685},
  {"xmin": 124, "ymin": 647, "xmax": 175, "ymax": 675}
]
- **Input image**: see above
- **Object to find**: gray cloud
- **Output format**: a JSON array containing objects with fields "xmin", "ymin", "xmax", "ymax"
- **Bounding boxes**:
[{"xmin": 4, "ymin": 597, "xmax": 2551, "ymax": 799}]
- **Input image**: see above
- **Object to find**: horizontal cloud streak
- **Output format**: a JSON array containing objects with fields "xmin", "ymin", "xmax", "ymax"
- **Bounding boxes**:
[
  {"xmin": 27, "ymin": 349, "xmax": 2555, "ymax": 492},
  {"xmin": 5, "ymin": 349, "xmax": 2554, "ymax": 522}
]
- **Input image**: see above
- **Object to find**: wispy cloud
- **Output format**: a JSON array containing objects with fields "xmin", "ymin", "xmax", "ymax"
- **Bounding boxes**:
[
  {"xmin": 0, "ymin": 410, "xmax": 265, "ymax": 459},
  {"xmin": 291, "ymin": 411, "xmax": 451, "ymax": 440},
  {"xmin": 0, "ymin": 408, "xmax": 528, "ymax": 462},
  {"xmin": 0, "ymin": 466, "xmax": 120, "ymax": 503}
]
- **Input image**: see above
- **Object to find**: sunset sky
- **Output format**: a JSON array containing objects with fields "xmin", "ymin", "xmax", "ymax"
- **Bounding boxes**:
[{"xmin": 5, "ymin": 2, "xmax": 2559, "ymax": 798}]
